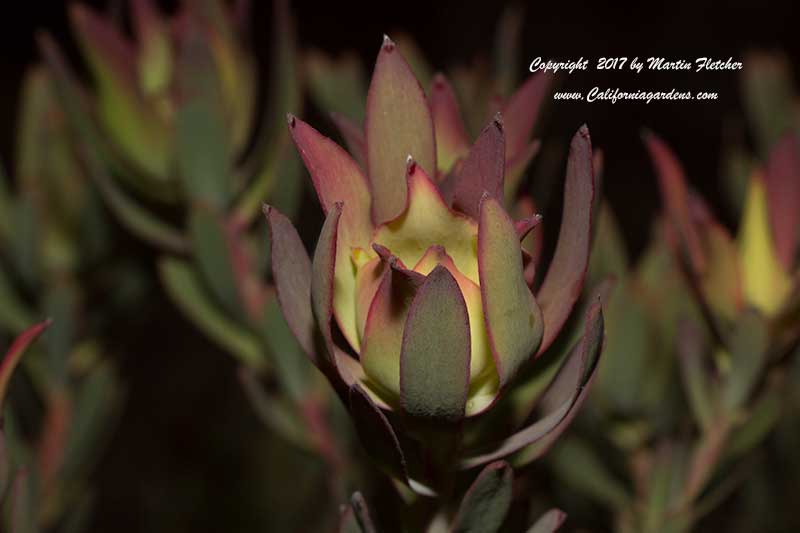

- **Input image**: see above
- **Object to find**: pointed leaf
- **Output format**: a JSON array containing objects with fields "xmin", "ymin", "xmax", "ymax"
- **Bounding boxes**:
[
  {"xmin": 361, "ymin": 253, "xmax": 425, "ymax": 399},
  {"xmin": 741, "ymin": 52, "xmax": 796, "ymax": 156},
  {"xmin": 546, "ymin": 437, "xmax": 630, "ymax": 508},
  {"xmin": 739, "ymin": 173, "xmax": 792, "ymax": 315},
  {"xmin": 305, "ymin": 50, "xmax": 367, "ymax": 122},
  {"xmin": 677, "ymin": 320, "xmax": 715, "ymax": 431},
  {"xmin": 350, "ymin": 492, "xmax": 377, "ymax": 533},
  {"xmin": 289, "ymin": 115, "xmax": 373, "ymax": 351},
  {"xmin": 338, "ymin": 505, "xmax": 362, "ymax": 533},
  {"xmin": 331, "ymin": 112, "xmax": 367, "ymax": 168},
  {"xmin": 505, "ymin": 140, "xmax": 541, "ymax": 203},
  {"xmin": 158, "ymin": 258, "xmax": 264, "ymax": 368},
  {"xmin": 452, "ymin": 115, "xmax": 506, "ymax": 219},
  {"xmin": 366, "ymin": 36, "xmax": 436, "ymax": 224},
  {"xmin": 452, "ymin": 461, "xmax": 513, "ymax": 533},
  {"xmin": 399, "ymin": 265, "xmax": 470, "ymax": 421},
  {"xmin": 537, "ymin": 126, "xmax": 595, "ymax": 354},
  {"xmin": 132, "ymin": 0, "xmax": 172, "ymax": 96},
  {"xmin": 462, "ymin": 304, "xmax": 603, "ymax": 469},
  {"xmin": 175, "ymin": 26, "xmax": 232, "ymax": 208},
  {"xmin": 312, "ymin": 202, "xmax": 343, "ymax": 364},
  {"xmin": 643, "ymin": 131, "xmax": 706, "ymax": 273},
  {"xmin": 723, "ymin": 310, "xmax": 769, "ymax": 410},
  {"xmin": 0, "ymin": 320, "xmax": 51, "ymax": 411},
  {"xmin": 264, "ymin": 205, "xmax": 315, "ymax": 360},
  {"xmin": 374, "ymin": 161, "xmax": 479, "ymax": 283},
  {"xmin": 348, "ymin": 385, "xmax": 410, "ymax": 487},
  {"xmin": 430, "ymin": 74, "xmax": 470, "ymax": 173},
  {"xmin": 479, "ymin": 195, "xmax": 543, "ymax": 386},
  {"xmin": 527, "ymin": 509, "xmax": 567, "ymax": 533},
  {"xmin": 502, "ymin": 72, "xmax": 552, "ymax": 161},
  {"xmin": 188, "ymin": 206, "xmax": 241, "ymax": 316},
  {"xmin": 412, "ymin": 246, "xmax": 496, "ymax": 414},
  {"xmin": 764, "ymin": 132, "xmax": 800, "ymax": 270}
]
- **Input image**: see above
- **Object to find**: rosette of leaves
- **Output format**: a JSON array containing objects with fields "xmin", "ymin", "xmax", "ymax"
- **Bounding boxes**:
[
  {"xmin": 266, "ymin": 36, "xmax": 603, "ymax": 531},
  {"xmin": 0, "ymin": 69, "xmax": 123, "ymax": 533}
]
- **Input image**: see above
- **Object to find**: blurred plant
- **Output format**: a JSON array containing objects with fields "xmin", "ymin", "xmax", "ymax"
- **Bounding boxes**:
[
  {"xmin": 1, "ymin": 321, "xmax": 51, "ymax": 528},
  {"xmin": 545, "ymin": 121, "xmax": 800, "ymax": 532},
  {"xmin": 37, "ymin": 2, "xmax": 356, "ymax": 526},
  {"xmin": 267, "ymin": 35, "xmax": 603, "ymax": 532},
  {"xmin": 0, "ymin": 67, "xmax": 124, "ymax": 532}
]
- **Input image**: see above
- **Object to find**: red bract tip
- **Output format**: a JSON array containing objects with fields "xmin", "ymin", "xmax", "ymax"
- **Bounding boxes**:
[
  {"xmin": 287, "ymin": 113, "xmax": 296, "ymax": 127},
  {"xmin": 493, "ymin": 112, "xmax": 504, "ymax": 130},
  {"xmin": 382, "ymin": 34, "xmax": 395, "ymax": 52},
  {"xmin": 406, "ymin": 155, "xmax": 417, "ymax": 175},
  {"xmin": 432, "ymin": 73, "xmax": 447, "ymax": 90}
]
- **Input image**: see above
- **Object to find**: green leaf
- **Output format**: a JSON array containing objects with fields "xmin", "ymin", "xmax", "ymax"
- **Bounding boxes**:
[
  {"xmin": 548, "ymin": 437, "xmax": 630, "ymax": 509},
  {"xmin": 305, "ymin": 50, "xmax": 366, "ymax": 122},
  {"xmin": 400, "ymin": 265, "xmax": 470, "ymax": 421},
  {"xmin": 677, "ymin": 320, "xmax": 715, "ymax": 431},
  {"xmin": 61, "ymin": 360, "xmax": 122, "ymax": 481},
  {"xmin": 158, "ymin": 258, "xmax": 264, "ymax": 369},
  {"xmin": 726, "ymin": 388, "xmax": 781, "ymax": 458},
  {"xmin": 452, "ymin": 461, "xmax": 513, "ymax": 533},
  {"xmin": 238, "ymin": 368, "xmax": 312, "ymax": 453},
  {"xmin": 261, "ymin": 297, "xmax": 313, "ymax": 401},
  {"xmin": 536, "ymin": 126, "xmax": 595, "ymax": 354},
  {"xmin": 188, "ymin": 207, "xmax": 241, "ymax": 316},
  {"xmin": 175, "ymin": 24, "xmax": 231, "ymax": 208},
  {"xmin": 723, "ymin": 310, "xmax": 769, "ymax": 410},
  {"xmin": 366, "ymin": 36, "xmax": 436, "ymax": 224},
  {"xmin": 478, "ymin": 195, "xmax": 543, "ymax": 386},
  {"xmin": 448, "ymin": 116, "xmax": 505, "ymax": 219}
]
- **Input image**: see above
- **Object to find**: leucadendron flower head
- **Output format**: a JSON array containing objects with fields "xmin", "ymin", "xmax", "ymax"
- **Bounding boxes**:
[{"xmin": 266, "ymin": 37, "xmax": 602, "ymax": 492}]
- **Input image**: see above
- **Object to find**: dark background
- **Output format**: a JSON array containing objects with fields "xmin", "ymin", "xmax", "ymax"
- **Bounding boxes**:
[{"xmin": 1, "ymin": 0, "xmax": 798, "ymax": 530}]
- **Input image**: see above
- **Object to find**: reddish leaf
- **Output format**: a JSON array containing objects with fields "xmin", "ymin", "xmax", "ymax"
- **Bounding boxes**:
[
  {"xmin": 366, "ymin": 36, "xmax": 436, "ymax": 224},
  {"xmin": 461, "ymin": 302, "xmax": 603, "ymax": 469},
  {"xmin": 644, "ymin": 130, "xmax": 706, "ymax": 273},
  {"xmin": 536, "ymin": 126, "xmax": 595, "ymax": 355},
  {"xmin": 311, "ymin": 202, "xmax": 342, "ymax": 369},
  {"xmin": 289, "ymin": 115, "xmax": 373, "ymax": 350},
  {"xmin": 331, "ymin": 112, "xmax": 366, "ymax": 169},
  {"xmin": 451, "ymin": 114, "xmax": 506, "ymax": 219},
  {"xmin": 429, "ymin": 73, "xmax": 470, "ymax": 174},
  {"xmin": 479, "ymin": 195, "xmax": 543, "ymax": 386},
  {"xmin": 502, "ymin": 72, "xmax": 552, "ymax": 161},
  {"xmin": 764, "ymin": 132, "xmax": 800, "ymax": 270},
  {"xmin": 0, "ymin": 320, "xmax": 51, "ymax": 410},
  {"xmin": 264, "ymin": 205, "xmax": 315, "ymax": 360}
]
